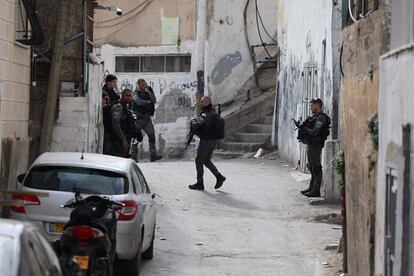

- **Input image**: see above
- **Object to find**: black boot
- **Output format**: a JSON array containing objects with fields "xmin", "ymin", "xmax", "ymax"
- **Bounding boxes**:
[
  {"xmin": 304, "ymin": 169, "xmax": 321, "ymax": 197},
  {"xmin": 215, "ymin": 175, "xmax": 226, "ymax": 189},
  {"xmin": 301, "ymin": 174, "xmax": 314, "ymax": 195},
  {"xmin": 189, "ymin": 182, "xmax": 204, "ymax": 191},
  {"xmin": 150, "ymin": 155, "xmax": 162, "ymax": 162},
  {"xmin": 304, "ymin": 189, "xmax": 321, "ymax": 197}
]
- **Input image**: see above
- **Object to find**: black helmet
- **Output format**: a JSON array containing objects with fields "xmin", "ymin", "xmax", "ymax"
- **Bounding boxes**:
[{"xmin": 310, "ymin": 98, "xmax": 323, "ymax": 106}]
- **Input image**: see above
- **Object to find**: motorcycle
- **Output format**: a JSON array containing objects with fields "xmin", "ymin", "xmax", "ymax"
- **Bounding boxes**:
[{"xmin": 56, "ymin": 189, "xmax": 124, "ymax": 276}]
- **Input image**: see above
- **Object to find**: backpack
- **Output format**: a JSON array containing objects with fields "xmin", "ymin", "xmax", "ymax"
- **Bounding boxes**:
[
  {"xmin": 212, "ymin": 113, "xmax": 225, "ymax": 139},
  {"xmin": 124, "ymin": 105, "xmax": 143, "ymax": 142},
  {"xmin": 319, "ymin": 113, "xmax": 331, "ymax": 140}
]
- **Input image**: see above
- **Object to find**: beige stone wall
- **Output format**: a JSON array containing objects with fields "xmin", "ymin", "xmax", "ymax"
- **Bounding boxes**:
[
  {"xmin": 340, "ymin": 5, "xmax": 389, "ymax": 275},
  {"xmin": 0, "ymin": 0, "xmax": 31, "ymax": 192},
  {"xmin": 94, "ymin": 0, "xmax": 196, "ymax": 47}
]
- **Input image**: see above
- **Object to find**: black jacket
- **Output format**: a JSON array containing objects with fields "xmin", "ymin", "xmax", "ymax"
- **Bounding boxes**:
[
  {"xmin": 132, "ymin": 88, "xmax": 156, "ymax": 118},
  {"xmin": 303, "ymin": 112, "xmax": 331, "ymax": 146},
  {"xmin": 191, "ymin": 105, "xmax": 218, "ymax": 140},
  {"xmin": 102, "ymin": 84, "xmax": 120, "ymax": 104},
  {"xmin": 111, "ymin": 101, "xmax": 130, "ymax": 142}
]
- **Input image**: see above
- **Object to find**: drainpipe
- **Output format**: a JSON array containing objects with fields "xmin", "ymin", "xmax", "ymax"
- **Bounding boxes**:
[
  {"xmin": 341, "ymin": 183, "xmax": 348, "ymax": 273},
  {"xmin": 402, "ymin": 124, "xmax": 411, "ymax": 275},
  {"xmin": 195, "ymin": 0, "xmax": 206, "ymax": 114}
]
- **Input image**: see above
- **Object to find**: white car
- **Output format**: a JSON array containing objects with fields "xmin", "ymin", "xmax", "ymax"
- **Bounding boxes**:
[
  {"xmin": 0, "ymin": 218, "xmax": 63, "ymax": 276},
  {"xmin": 10, "ymin": 152, "xmax": 156, "ymax": 275}
]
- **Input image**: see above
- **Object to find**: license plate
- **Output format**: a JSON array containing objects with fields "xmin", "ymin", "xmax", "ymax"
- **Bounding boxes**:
[
  {"xmin": 73, "ymin": 255, "xmax": 89, "ymax": 270},
  {"xmin": 48, "ymin": 223, "xmax": 65, "ymax": 233}
]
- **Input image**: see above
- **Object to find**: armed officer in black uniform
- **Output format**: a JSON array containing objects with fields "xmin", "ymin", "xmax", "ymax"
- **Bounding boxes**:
[
  {"xmin": 102, "ymin": 74, "xmax": 120, "ymax": 154},
  {"xmin": 131, "ymin": 79, "xmax": 162, "ymax": 162},
  {"xmin": 111, "ymin": 89, "xmax": 134, "ymax": 158},
  {"xmin": 189, "ymin": 96, "xmax": 226, "ymax": 191},
  {"xmin": 294, "ymin": 98, "xmax": 331, "ymax": 197}
]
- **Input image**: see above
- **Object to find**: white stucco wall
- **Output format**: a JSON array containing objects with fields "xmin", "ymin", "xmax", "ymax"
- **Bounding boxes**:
[
  {"xmin": 276, "ymin": 0, "xmax": 337, "ymax": 165},
  {"xmin": 97, "ymin": 41, "xmax": 197, "ymax": 106},
  {"xmin": 205, "ymin": 0, "xmax": 278, "ymax": 104},
  {"xmin": 375, "ymin": 44, "xmax": 414, "ymax": 276},
  {"xmin": 0, "ymin": 0, "xmax": 32, "ymax": 189},
  {"xmin": 96, "ymin": 41, "xmax": 196, "ymax": 157}
]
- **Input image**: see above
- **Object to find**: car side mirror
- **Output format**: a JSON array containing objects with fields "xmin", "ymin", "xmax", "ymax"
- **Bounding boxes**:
[
  {"xmin": 151, "ymin": 193, "xmax": 156, "ymax": 199},
  {"xmin": 17, "ymin": 173, "xmax": 26, "ymax": 183}
]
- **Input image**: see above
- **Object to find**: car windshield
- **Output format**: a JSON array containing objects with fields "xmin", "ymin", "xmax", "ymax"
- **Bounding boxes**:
[
  {"xmin": 24, "ymin": 166, "xmax": 128, "ymax": 195},
  {"xmin": 0, "ymin": 235, "xmax": 14, "ymax": 276}
]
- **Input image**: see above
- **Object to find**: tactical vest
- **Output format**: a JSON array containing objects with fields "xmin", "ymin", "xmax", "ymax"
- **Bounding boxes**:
[{"xmin": 134, "ymin": 90, "xmax": 155, "ymax": 117}]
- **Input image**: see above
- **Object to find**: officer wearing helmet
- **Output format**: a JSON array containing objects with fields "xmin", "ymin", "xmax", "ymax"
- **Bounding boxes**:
[{"xmin": 294, "ymin": 98, "xmax": 331, "ymax": 197}]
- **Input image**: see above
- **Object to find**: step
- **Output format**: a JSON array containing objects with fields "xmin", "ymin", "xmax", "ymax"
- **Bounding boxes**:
[
  {"xmin": 245, "ymin": 124, "xmax": 273, "ymax": 133},
  {"xmin": 214, "ymin": 151, "xmax": 245, "ymax": 159},
  {"xmin": 235, "ymin": 132, "xmax": 271, "ymax": 143},
  {"xmin": 221, "ymin": 142, "xmax": 263, "ymax": 152},
  {"xmin": 257, "ymin": 116, "xmax": 274, "ymax": 125}
]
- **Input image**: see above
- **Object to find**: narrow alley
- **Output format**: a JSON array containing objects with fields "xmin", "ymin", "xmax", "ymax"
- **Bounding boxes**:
[{"xmin": 139, "ymin": 159, "xmax": 341, "ymax": 276}]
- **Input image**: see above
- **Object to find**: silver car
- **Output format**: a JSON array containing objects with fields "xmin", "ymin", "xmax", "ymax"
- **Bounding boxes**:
[
  {"xmin": 0, "ymin": 218, "xmax": 63, "ymax": 276},
  {"xmin": 10, "ymin": 152, "xmax": 156, "ymax": 275}
]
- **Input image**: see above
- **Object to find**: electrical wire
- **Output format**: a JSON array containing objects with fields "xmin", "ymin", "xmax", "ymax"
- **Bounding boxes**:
[
  {"xmin": 255, "ymin": 0, "xmax": 273, "ymax": 60},
  {"xmin": 94, "ymin": 0, "xmax": 154, "ymax": 42},
  {"xmin": 94, "ymin": 0, "xmax": 151, "ymax": 27},
  {"xmin": 348, "ymin": 0, "xmax": 359, "ymax": 23},
  {"xmin": 255, "ymin": 1, "xmax": 277, "ymax": 44}
]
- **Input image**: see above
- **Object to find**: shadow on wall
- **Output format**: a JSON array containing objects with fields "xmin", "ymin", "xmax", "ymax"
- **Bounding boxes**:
[{"xmin": 154, "ymin": 89, "xmax": 194, "ymax": 124}]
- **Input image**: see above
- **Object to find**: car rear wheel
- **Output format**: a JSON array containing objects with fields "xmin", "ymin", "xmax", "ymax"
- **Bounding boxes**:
[
  {"xmin": 142, "ymin": 227, "xmax": 155, "ymax": 260},
  {"xmin": 122, "ymin": 239, "xmax": 142, "ymax": 276}
]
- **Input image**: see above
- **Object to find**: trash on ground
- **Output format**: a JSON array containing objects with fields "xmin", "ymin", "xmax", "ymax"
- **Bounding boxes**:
[{"xmin": 254, "ymin": 148, "xmax": 264, "ymax": 159}]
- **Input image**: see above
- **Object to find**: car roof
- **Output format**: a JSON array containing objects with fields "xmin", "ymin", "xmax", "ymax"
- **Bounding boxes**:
[
  {"xmin": 0, "ymin": 219, "xmax": 29, "ymax": 238},
  {"xmin": 32, "ymin": 152, "xmax": 133, "ymax": 173}
]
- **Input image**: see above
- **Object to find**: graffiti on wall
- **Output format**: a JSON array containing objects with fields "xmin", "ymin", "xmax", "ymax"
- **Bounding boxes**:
[
  {"xmin": 101, "ymin": 72, "xmax": 197, "ymax": 108},
  {"xmin": 154, "ymin": 89, "xmax": 194, "ymax": 124},
  {"xmin": 113, "ymin": 76, "xmax": 197, "ymax": 98},
  {"xmin": 158, "ymin": 79, "xmax": 197, "ymax": 95}
]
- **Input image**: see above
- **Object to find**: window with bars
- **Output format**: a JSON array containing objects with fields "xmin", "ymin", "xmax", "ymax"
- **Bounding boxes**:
[
  {"xmin": 15, "ymin": 0, "xmax": 31, "ymax": 42},
  {"xmin": 343, "ymin": 0, "xmax": 380, "ymax": 27},
  {"xmin": 384, "ymin": 169, "xmax": 398, "ymax": 276},
  {"xmin": 14, "ymin": 0, "xmax": 43, "ymax": 45},
  {"xmin": 115, "ymin": 55, "xmax": 191, "ymax": 73}
]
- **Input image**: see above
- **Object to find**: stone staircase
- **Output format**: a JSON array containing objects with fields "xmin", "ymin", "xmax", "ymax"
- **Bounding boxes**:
[{"xmin": 216, "ymin": 111, "xmax": 274, "ymax": 159}]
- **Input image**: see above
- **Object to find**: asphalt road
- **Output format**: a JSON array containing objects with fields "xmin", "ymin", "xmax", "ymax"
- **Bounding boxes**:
[{"xmin": 138, "ymin": 159, "xmax": 341, "ymax": 276}]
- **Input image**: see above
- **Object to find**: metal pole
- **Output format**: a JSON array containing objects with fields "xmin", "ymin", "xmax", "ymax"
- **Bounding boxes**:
[
  {"xmin": 195, "ymin": 0, "xmax": 206, "ymax": 114},
  {"xmin": 39, "ymin": 0, "xmax": 68, "ymax": 153},
  {"xmin": 83, "ymin": 0, "xmax": 89, "ymax": 95}
]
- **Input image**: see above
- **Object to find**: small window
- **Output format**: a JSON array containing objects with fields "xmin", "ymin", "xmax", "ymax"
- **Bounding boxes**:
[
  {"xmin": 141, "ymin": 56, "xmax": 165, "ymax": 73},
  {"xmin": 384, "ymin": 169, "xmax": 398, "ymax": 276},
  {"xmin": 15, "ymin": 0, "xmax": 43, "ymax": 45},
  {"xmin": 115, "ymin": 55, "xmax": 191, "ymax": 73},
  {"xmin": 343, "ymin": 0, "xmax": 379, "ymax": 28},
  {"xmin": 115, "ymin": 57, "xmax": 140, "ymax": 73},
  {"xmin": 166, "ymin": 55, "xmax": 191, "ymax": 72},
  {"xmin": 16, "ymin": 0, "xmax": 30, "ymax": 42}
]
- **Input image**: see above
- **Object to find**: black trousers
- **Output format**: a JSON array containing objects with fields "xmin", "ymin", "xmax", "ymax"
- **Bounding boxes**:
[
  {"xmin": 131, "ymin": 118, "xmax": 157, "ymax": 159},
  {"xmin": 307, "ymin": 145, "xmax": 323, "ymax": 192},
  {"xmin": 110, "ymin": 138, "xmax": 130, "ymax": 158},
  {"xmin": 196, "ymin": 139, "xmax": 220, "ymax": 183}
]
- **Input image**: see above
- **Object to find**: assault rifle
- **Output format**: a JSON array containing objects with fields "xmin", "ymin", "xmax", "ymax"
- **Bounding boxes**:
[
  {"xmin": 185, "ymin": 104, "xmax": 221, "ymax": 150},
  {"xmin": 292, "ymin": 116, "xmax": 314, "ymax": 144}
]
